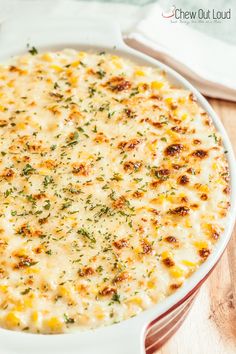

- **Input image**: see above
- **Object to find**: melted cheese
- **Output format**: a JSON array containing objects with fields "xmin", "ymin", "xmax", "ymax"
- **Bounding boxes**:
[{"xmin": 0, "ymin": 49, "xmax": 230, "ymax": 333}]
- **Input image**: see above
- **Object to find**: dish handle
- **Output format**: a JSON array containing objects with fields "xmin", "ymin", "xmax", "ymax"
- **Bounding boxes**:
[
  {"xmin": 0, "ymin": 318, "xmax": 146, "ymax": 354},
  {"xmin": 0, "ymin": 16, "xmax": 126, "ymax": 57},
  {"xmin": 82, "ymin": 318, "xmax": 146, "ymax": 354}
]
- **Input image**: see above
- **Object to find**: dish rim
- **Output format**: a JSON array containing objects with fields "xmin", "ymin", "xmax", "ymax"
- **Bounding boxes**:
[{"xmin": 0, "ymin": 16, "xmax": 235, "ymax": 354}]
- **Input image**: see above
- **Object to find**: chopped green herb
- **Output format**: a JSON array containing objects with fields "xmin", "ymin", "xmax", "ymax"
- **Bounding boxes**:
[
  {"xmin": 22, "ymin": 164, "xmax": 35, "ymax": 176},
  {"xmin": 77, "ymin": 228, "xmax": 96, "ymax": 243},
  {"xmin": 28, "ymin": 46, "xmax": 38, "ymax": 55}
]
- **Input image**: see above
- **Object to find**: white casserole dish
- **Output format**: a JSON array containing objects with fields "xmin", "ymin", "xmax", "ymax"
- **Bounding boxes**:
[{"xmin": 0, "ymin": 16, "xmax": 235, "ymax": 354}]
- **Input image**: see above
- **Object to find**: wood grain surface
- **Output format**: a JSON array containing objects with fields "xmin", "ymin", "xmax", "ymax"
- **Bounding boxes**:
[{"xmin": 156, "ymin": 99, "xmax": 236, "ymax": 354}]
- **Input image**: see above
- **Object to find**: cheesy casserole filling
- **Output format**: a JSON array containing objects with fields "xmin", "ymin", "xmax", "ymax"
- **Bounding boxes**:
[{"xmin": 0, "ymin": 49, "xmax": 230, "ymax": 333}]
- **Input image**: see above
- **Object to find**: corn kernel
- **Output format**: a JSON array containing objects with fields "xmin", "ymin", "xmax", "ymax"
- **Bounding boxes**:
[
  {"xmin": 126, "ymin": 297, "xmax": 142, "ymax": 306},
  {"xmin": 0, "ymin": 285, "xmax": 8, "ymax": 293},
  {"xmin": 147, "ymin": 280, "xmax": 156, "ymax": 289},
  {"xmin": 182, "ymin": 260, "xmax": 196, "ymax": 267},
  {"xmin": 94, "ymin": 306, "xmax": 104, "ymax": 320},
  {"xmin": 199, "ymin": 184, "xmax": 210, "ymax": 193},
  {"xmin": 181, "ymin": 113, "xmax": 188, "ymax": 121},
  {"xmin": 212, "ymin": 162, "xmax": 218, "ymax": 170},
  {"xmin": 77, "ymin": 51, "xmax": 86, "ymax": 58},
  {"xmin": 178, "ymin": 97, "xmax": 186, "ymax": 104},
  {"xmin": 138, "ymin": 82, "xmax": 148, "ymax": 92},
  {"xmin": 5, "ymin": 312, "xmax": 20, "ymax": 328},
  {"xmin": 31, "ymin": 311, "xmax": 39, "ymax": 324},
  {"xmin": 170, "ymin": 266, "xmax": 184, "ymax": 278},
  {"xmin": 15, "ymin": 248, "xmax": 27, "ymax": 257},
  {"xmin": 165, "ymin": 97, "xmax": 173, "ymax": 104},
  {"xmin": 24, "ymin": 297, "xmax": 33, "ymax": 308},
  {"xmin": 151, "ymin": 81, "xmax": 164, "ymax": 90},
  {"xmin": 69, "ymin": 76, "xmax": 78, "ymax": 86},
  {"xmin": 38, "ymin": 168, "xmax": 49, "ymax": 176},
  {"xmin": 161, "ymin": 251, "xmax": 173, "ymax": 259},
  {"xmin": 185, "ymin": 219, "xmax": 192, "ymax": 228},
  {"xmin": 112, "ymin": 58, "xmax": 122, "ymax": 69},
  {"xmin": 50, "ymin": 65, "xmax": 63, "ymax": 73},
  {"xmin": 41, "ymin": 53, "xmax": 53, "ymax": 62},
  {"xmin": 44, "ymin": 317, "xmax": 63, "ymax": 332},
  {"xmin": 25, "ymin": 267, "xmax": 39, "ymax": 274},
  {"xmin": 194, "ymin": 240, "xmax": 208, "ymax": 249},
  {"xmin": 135, "ymin": 69, "xmax": 145, "ymax": 76}
]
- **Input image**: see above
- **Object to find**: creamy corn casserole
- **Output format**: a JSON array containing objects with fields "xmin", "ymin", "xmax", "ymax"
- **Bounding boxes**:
[{"xmin": 0, "ymin": 49, "xmax": 230, "ymax": 334}]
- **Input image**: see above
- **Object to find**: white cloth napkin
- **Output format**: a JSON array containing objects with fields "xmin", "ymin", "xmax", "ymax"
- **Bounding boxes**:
[
  {"xmin": 1, "ymin": 1, "xmax": 236, "ymax": 101},
  {"xmin": 126, "ymin": 3, "xmax": 236, "ymax": 101}
]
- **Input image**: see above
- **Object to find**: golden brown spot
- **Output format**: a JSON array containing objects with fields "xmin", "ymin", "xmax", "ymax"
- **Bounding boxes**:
[
  {"xmin": 181, "ymin": 196, "xmax": 189, "ymax": 203},
  {"xmin": 223, "ymin": 186, "xmax": 230, "ymax": 194},
  {"xmin": 171, "ymin": 126, "xmax": 187, "ymax": 134},
  {"xmin": 15, "ymin": 256, "xmax": 36, "ymax": 269},
  {"xmin": 192, "ymin": 149, "xmax": 208, "ymax": 159},
  {"xmin": 17, "ymin": 224, "xmax": 42, "ymax": 238},
  {"xmin": 123, "ymin": 161, "xmax": 142, "ymax": 172},
  {"xmin": 113, "ymin": 238, "xmax": 129, "ymax": 250},
  {"xmin": 34, "ymin": 246, "xmax": 43, "ymax": 254},
  {"xmin": 200, "ymin": 193, "xmax": 208, "ymax": 201},
  {"xmin": 190, "ymin": 203, "xmax": 199, "ymax": 209},
  {"xmin": 132, "ymin": 191, "xmax": 144, "ymax": 198},
  {"xmin": 162, "ymin": 257, "xmax": 175, "ymax": 267},
  {"xmin": 124, "ymin": 108, "xmax": 136, "ymax": 119},
  {"xmin": 9, "ymin": 66, "xmax": 25, "ymax": 75},
  {"xmin": 105, "ymin": 76, "xmax": 131, "ymax": 92},
  {"xmin": 112, "ymin": 196, "xmax": 127, "ymax": 209},
  {"xmin": 72, "ymin": 163, "xmax": 90, "ymax": 176},
  {"xmin": 211, "ymin": 231, "xmax": 220, "ymax": 240},
  {"xmin": 189, "ymin": 93, "xmax": 197, "ymax": 102},
  {"xmin": 22, "ymin": 156, "xmax": 30, "ymax": 162},
  {"xmin": 170, "ymin": 102, "xmax": 178, "ymax": 110},
  {"xmin": 118, "ymin": 139, "xmax": 141, "ymax": 151},
  {"xmin": 178, "ymin": 175, "xmax": 189, "ymax": 185},
  {"xmin": 94, "ymin": 132, "xmax": 109, "ymax": 144},
  {"xmin": 169, "ymin": 206, "xmax": 190, "ymax": 216},
  {"xmin": 141, "ymin": 239, "xmax": 153, "ymax": 255},
  {"xmin": 149, "ymin": 181, "xmax": 160, "ymax": 189},
  {"xmin": 49, "ymin": 92, "xmax": 63, "ymax": 100},
  {"xmin": 140, "ymin": 117, "xmax": 164, "ymax": 129},
  {"xmin": 193, "ymin": 139, "xmax": 201, "ymax": 145},
  {"xmin": 0, "ymin": 239, "xmax": 7, "ymax": 252},
  {"xmin": 67, "ymin": 110, "xmax": 82, "ymax": 122},
  {"xmin": 165, "ymin": 144, "xmax": 184, "ymax": 156},
  {"xmin": 41, "ymin": 160, "xmax": 58, "ymax": 169},
  {"xmin": 199, "ymin": 248, "xmax": 210, "ymax": 259},
  {"xmin": 1, "ymin": 168, "xmax": 14, "ymax": 179},
  {"xmin": 0, "ymin": 120, "xmax": 8, "ymax": 127},
  {"xmin": 170, "ymin": 283, "xmax": 182, "ymax": 290},
  {"xmin": 78, "ymin": 267, "xmax": 94, "ymax": 277},
  {"xmin": 150, "ymin": 94, "xmax": 162, "ymax": 100},
  {"xmin": 26, "ymin": 142, "xmax": 43, "ymax": 152},
  {"xmin": 38, "ymin": 218, "xmax": 48, "ymax": 225},
  {"xmin": 164, "ymin": 236, "xmax": 178, "ymax": 244},
  {"xmin": 0, "ymin": 268, "xmax": 6, "ymax": 279},
  {"xmin": 113, "ymin": 271, "xmax": 129, "ymax": 284},
  {"xmin": 172, "ymin": 164, "xmax": 182, "ymax": 170},
  {"xmin": 154, "ymin": 168, "xmax": 170, "ymax": 181},
  {"xmin": 33, "ymin": 193, "xmax": 46, "ymax": 200},
  {"xmin": 99, "ymin": 287, "xmax": 117, "ymax": 297}
]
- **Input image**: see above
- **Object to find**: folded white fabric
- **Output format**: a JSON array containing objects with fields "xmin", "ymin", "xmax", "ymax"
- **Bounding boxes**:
[{"xmin": 126, "ymin": 3, "xmax": 236, "ymax": 101}]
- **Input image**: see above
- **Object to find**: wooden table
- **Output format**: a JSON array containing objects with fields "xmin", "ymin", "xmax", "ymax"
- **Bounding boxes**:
[{"xmin": 157, "ymin": 99, "xmax": 236, "ymax": 354}]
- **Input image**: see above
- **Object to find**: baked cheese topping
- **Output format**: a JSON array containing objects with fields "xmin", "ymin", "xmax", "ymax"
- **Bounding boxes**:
[{"xmin": 0, "ymin": 49, "xmax": 230, "ymax": 333}]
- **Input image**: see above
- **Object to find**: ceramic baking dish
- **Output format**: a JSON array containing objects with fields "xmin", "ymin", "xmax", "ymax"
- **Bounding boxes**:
[{"xmin": 0, "ymin": 16, "xmax": 235, "ymax": 354}]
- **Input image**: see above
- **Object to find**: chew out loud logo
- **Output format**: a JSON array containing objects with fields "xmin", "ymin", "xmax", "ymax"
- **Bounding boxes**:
[{"xmin": 162, "ymin": 6, "xmax": 231, "ymax": 21}]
